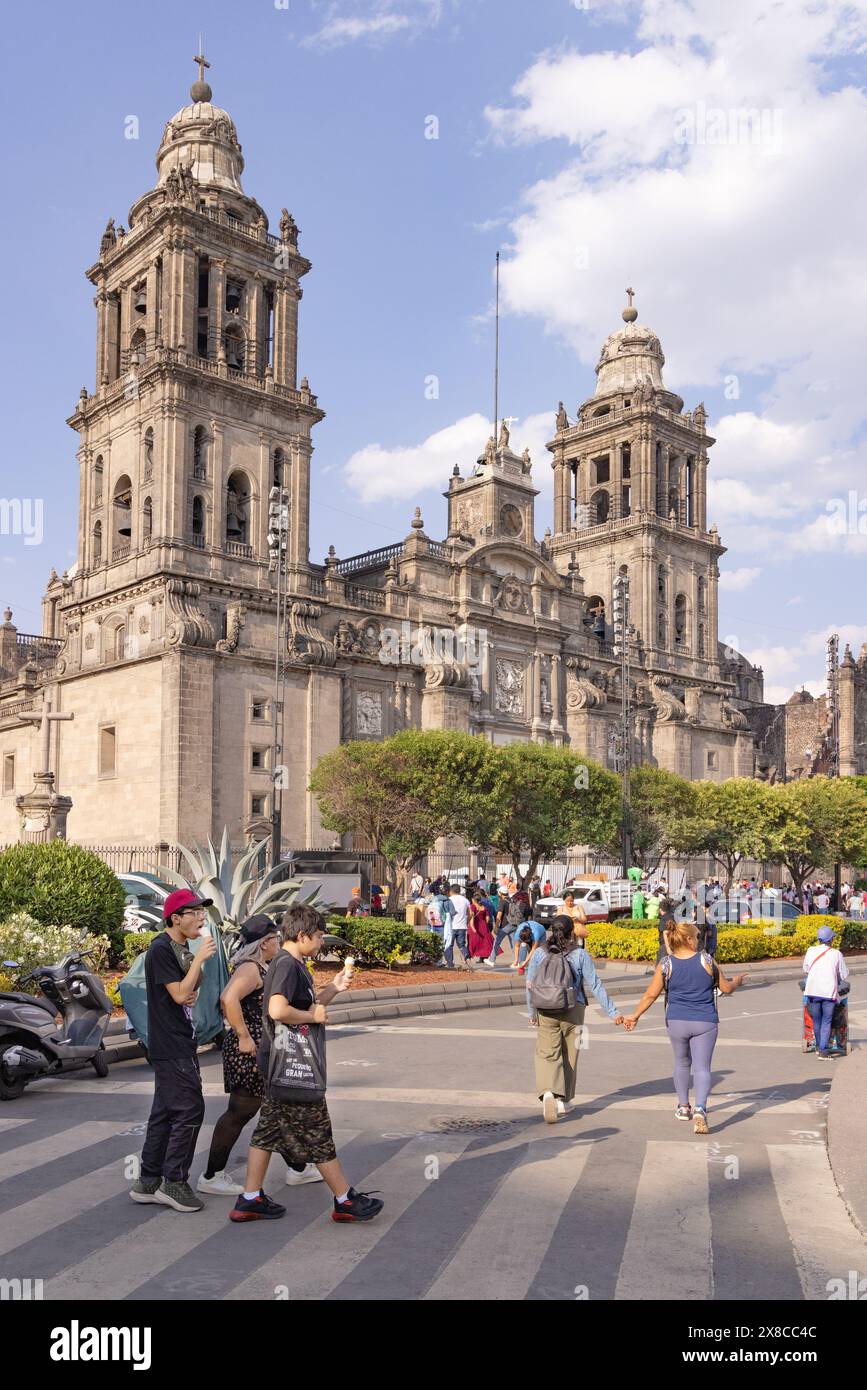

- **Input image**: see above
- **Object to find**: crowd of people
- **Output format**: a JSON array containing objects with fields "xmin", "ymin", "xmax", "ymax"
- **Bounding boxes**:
[{"xmin": 129, "ymin": 866, "xmax": 852, "ymax": 1222}]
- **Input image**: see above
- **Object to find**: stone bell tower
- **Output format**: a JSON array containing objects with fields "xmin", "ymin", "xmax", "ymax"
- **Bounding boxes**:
[
  {"xmin": 64, "ymin": 52, "xmax": 323, "ymax": 633},
  {"xmin": 547, "ymin": 290, "xmax": 722, "ymax": 682}
]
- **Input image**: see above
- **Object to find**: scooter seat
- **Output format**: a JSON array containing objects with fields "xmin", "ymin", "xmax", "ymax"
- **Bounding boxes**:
[{"xmin": 0, "ymin": 991, "xmax": 57, "ymax": 1014}]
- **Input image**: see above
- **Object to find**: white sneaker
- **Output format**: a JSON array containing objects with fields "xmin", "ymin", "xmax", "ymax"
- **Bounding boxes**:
[
  {"xmin": 556, "ymin": 1099, "xmax": 567, "ymax": 1116},
  {"xmin": 285, "ymin": 1164, "xmax": 324, "ymax": 1186},
  {"xmin": 196, "ymin": 1170, "xmax": 244, "ymax": 1195},
  {"xmin": 483, "ymin": 958, "xmax": 495, "ymax": 967},
  {"xmin": 542, "ymin": 1091, "xmax": 558, "ymax": 1125}
]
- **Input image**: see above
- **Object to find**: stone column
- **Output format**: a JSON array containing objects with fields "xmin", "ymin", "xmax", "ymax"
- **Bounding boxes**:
[
  {"xmin": 209, "ymin": 258, "xmax": 226, "ymax": 361},
  {"xmin": 679, "ymin": 454, "xmax": 690, "ymax": 525},
  {"xmin": 105, "ymin": 292, "xmax": 121, "ymax": 383},
  {"xmin": 611, "ymin": 442, "xmax": 622, "ymax": 520},
  {"xmin": 550, "ymin": 652, "xmax": 564, "ymax": 743},
  {"xmin": 146, "ymin": 259, "xmax": 161, "ymax": 353},
  {"xmin": 288, "ymin": 285, "xmax": 301, "ymax": 388},
  {"xmin": 95, "ymin": 290, "xmax": 108, "ymax": 386},
  {"xmin": 636, "ymin": 427, "xmax": 652, "ymax": 513},
  {"xmin": 696, "ymin": 451, "xmax": 708, "ymax": 531},
  {"xmin": 707, "ymin": 560, "xmax": 720, "ymax": 665},
  {"xmin": 288, "ymin": 436, "xmax": 312, "ymax": 570},
  {"xmin": 553, "ymin": 448, "xmax": 570, "ymax": 536},
  {"xmin": 272, "ymin": 283, "xmax": 291, "ymax": 385},
  {"xmin": 658, "ymin": 443, "xmax": 670, "ymax": 517},
  {"xmin": 839, "ymin": 654, "xmax": 857, "ymax": 776},
  {"xmin": 247, "ymin": 274, "xmax": 264, "ymax": 378},
  {"xmin": 531, "ymin": 651, "xmax": 543, "ymax": 739}
]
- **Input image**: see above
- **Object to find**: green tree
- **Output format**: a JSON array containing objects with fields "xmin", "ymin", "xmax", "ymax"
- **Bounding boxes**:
[
  {"xmin": 670, "ymin": 778, "xmax": 779, "ymax": 892},
  {"xmin": 597, "ymin": 764, "xmax": 698, "ymax": 874},
  {"xmin": 479, "ymin": 743, "xmax": 621, "ymax": 890},
  {"xmin": 0, "ymin": 841, "xmax": 126, "ymax": 960},
  {"xmin": 766, "ymin": 777, "xmax": 867, "ymax": 909},
  {"xmin": 309, "ymin": 737, "xmax": 450, "ymax": 906}
]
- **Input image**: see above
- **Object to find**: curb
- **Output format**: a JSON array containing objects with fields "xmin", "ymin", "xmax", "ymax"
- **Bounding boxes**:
[{"xmin": 827, "ymin": 1047, "xmax": 867, "ymax": 1239}]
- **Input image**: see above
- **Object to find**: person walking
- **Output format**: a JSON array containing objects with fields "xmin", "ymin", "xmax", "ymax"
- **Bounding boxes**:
[
  {"xmin": 488, "ymin": 885, "xmax": 525, "ymax": 968},
  {"xmin": 803, "ymin": 925, "xmax": 850, "ymax": 1059},
  {"xmin": 230, "ymin": 905, "xmax": 384, "ymax": 1224},
  {"xmin": 624, "ymin": 921, "xmax": 747, "ymax": 1134},
  {"xmin": 198, "ymin": 915, "xmax": 322, "ymax": 1196},
  {"xmin": 526, "ymin": 915, "xmax": 625, "ymax": 1122},
  {"xmin": 130, "ymin": 889, "xmax": 217, "ymax": 1212},
  {"xmin": 468, "ymin": 892, "xmax": 494, "ymax": 963},
  {"xmin": 442, "ymin": 883, "xmax": 471, "ymax": 969}
]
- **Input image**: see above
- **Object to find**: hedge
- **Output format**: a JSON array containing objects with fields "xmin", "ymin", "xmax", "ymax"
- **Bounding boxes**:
[
  {"xmin": 327, "ymin": 915, "xmax": 444, "ymax": 967},
  {"xmin": 0, "ymin": 841, "xmax": 127, "ymax": 963},
  {"xmin": 583, "ymin": 918, "xmax": 860, "ymax": 964},
  {"xmin": 123, "ymin": 930, "xmax": 158, "ymax": 965}
]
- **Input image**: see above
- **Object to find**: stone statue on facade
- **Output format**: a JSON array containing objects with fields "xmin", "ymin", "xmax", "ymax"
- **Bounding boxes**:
[
  {"xmin": 556, "ymin": 400, "xmax": 568, "ymax": 431},
  {"xmin": 279, "ymin": 208, "xmax": 299, "ymax": 245},
  {"xmin": 100, "ymin": 219, "xmax": 117, "ymax": 256}
]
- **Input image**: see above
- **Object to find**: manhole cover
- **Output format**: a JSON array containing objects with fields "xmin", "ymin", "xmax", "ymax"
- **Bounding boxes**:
[{"xmin": 426, "ymin": 1116, "xmax": 520, "ymax": 1134}]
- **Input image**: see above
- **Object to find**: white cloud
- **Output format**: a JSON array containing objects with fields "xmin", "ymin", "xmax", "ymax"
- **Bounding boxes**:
[
  {"xmin": 304, "ymin": 0, "xmax": 442, "ymax": 48},
  {"xmin": 483, "ymin": 0, "xmax": 867, "ymax": 569},
  {"xmin": 718, "ymin": 566, "xmax": 761, "ymax": 592},
  {"xmin": 744, "ymin": 624, "xmax": 867, "ymax": 692},
  {"xmin": 343, "ymin": 409, "xmax": 556, "ymax": 505}
]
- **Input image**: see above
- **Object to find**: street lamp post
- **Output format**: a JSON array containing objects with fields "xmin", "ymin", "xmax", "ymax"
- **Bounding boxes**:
[
  {"xmin": 826, "ymin": 633, "xmax": 842, "ymax": 908},
  {"xmin": 612, "ymin": 573, "xmax": 633, "ymax": 874},
  {"xmin": 268, "ymin": 475, "xmax": 290, "ymax": 870}
]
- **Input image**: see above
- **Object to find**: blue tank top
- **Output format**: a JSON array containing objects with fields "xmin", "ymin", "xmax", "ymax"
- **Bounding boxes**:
[{"xmin": 666, "ymin": 952, "xmax": 718, "ymax": 1023}]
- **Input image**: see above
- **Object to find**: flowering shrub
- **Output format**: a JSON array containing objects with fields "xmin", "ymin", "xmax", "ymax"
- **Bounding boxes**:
[{"xmin": 0, "ymin": 913, "xmax": 111, "ymax": 991}]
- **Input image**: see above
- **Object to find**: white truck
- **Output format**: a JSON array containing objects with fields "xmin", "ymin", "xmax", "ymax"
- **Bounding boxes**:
[{"xmin": 534, "ymin": 877, "xmax": 634, "ymax": 926}]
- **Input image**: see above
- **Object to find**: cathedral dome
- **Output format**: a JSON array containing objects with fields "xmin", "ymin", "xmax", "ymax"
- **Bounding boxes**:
[
  {"xmin": 155, "ymin": 75, "xmax": 245, "ymax": 194},
  {"xmin": 594, "ymin": 298, "xmax": 666, "ymax": 397}
]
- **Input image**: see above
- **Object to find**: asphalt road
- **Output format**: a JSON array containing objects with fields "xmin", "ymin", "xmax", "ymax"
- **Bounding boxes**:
[{"xmin": 1, "ymin": 971, "xmax": 865, "ymax": 1302}]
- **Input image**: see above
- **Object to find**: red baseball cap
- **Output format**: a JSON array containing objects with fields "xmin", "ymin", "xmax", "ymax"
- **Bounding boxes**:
[{"xmin": 163, "ymin": 889, "xmax": 214, "ymax": 920}]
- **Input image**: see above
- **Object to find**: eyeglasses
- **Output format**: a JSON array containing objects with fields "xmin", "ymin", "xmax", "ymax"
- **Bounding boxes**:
[{"xmin": 179, "ymin": 907, "xmax": 206, "ymax": 916}]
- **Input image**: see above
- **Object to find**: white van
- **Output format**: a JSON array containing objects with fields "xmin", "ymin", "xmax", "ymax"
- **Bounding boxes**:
[{"xmin": 535, "ymin": 879, "xmax": 633, "ymax": 925}]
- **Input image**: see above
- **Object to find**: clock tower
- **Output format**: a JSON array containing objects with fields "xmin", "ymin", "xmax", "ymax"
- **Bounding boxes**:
[{"xmin": 445, "ymin": 419, "xmax": 538, "ymax": 543}]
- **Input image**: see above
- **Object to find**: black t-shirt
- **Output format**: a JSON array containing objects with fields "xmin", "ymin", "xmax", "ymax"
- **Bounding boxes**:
[
  {"xmin": 145, "ymin": 931, "xmax": 197, "ymax": 1061},
  {"xmin": 258, "ymin": 950, "xmax": 316, "ymax": 1067}
]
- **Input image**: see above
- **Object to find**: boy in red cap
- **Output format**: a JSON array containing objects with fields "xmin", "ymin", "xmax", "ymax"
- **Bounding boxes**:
[{"xmin": 130, "ymin": 888, "xmax": 216, "ymax": 1213}]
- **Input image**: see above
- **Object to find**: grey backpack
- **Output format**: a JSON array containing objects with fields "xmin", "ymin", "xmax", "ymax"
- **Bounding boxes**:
[{"xmin": 529, "ymin": 945, "xmax": 577, "ymax": 1013}]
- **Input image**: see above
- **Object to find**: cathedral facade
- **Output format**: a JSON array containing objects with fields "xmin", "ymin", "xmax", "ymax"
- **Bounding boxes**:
[{"xmin": 2, "ymin": 70, "xmax": 860, "ymax": 851}]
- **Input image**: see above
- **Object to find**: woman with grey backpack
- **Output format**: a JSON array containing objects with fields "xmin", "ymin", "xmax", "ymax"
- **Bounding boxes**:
[{"xmin": 525, "ymin": 915, "xmax": 625, "ymax": 1123}]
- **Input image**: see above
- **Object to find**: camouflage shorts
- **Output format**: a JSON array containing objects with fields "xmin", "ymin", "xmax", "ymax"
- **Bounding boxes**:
[{"xmin": 250, "ymin": 1097, "xmax": 337, "ymax": 1166}]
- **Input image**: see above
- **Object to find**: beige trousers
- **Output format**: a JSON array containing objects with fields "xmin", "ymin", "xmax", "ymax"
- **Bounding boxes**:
[{"xmin": 534, "ymin": 1003, "xmax": 586, "ymax": 1101}]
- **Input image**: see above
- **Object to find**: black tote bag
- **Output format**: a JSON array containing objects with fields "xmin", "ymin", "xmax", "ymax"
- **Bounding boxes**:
[{"xmin": 263, "ymin": 1016, "xmax": 327, "ymax": 1103}]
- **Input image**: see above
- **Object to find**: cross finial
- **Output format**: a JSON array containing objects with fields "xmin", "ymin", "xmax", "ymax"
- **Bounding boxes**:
[
  {"xmin": 193, "ymin": 47, "xmax": 210, "ymax": 83},
  {"xmin": 625, "ymin": 287, "xmax": 635, "ymax": 307},
  {"xmin": 622, "ymin": 286, "xmax": 638, "ymax": 324}
]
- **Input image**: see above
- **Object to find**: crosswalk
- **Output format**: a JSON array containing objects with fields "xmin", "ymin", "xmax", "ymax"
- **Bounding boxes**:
[{"xmin": 0, "ymin": 1086, "xmax": 863, "ymax": 1301}]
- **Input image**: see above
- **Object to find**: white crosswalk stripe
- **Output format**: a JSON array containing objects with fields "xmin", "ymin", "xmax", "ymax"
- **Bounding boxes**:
[
  {"xmin": 615, "ymin": 1141, "xmax": 714, "ymax": 1299},
  {"xmin": 766, "ymin": 1144, "xmax": 867, "ymax": 1300},
  {"xmin": 226, "ymin": 1133, "xmax": 472, "ymax": 1301},
  {"xmin": 0, "ymin": 1118, "xmax": 35, "ymax": 1135},
  {"xmin": 424, "ymin": 1140, "xmax": 593, "ymax": 1301},
  {"xmin": 0, "ymin": 1121, "xmax": 133, "ymax": 1183}
]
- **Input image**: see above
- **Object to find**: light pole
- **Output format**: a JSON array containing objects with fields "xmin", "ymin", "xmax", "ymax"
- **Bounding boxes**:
[
  {"xmin": 268, "ymin": 474, "xmax": 290, "ymax": 870},
  {"xmin": 826, "ymin": 632, "xmax": 842, "ymax": 908},
  {"xmin": 612, "ymin": 572, "xmax": 633, "ymax": 874}
]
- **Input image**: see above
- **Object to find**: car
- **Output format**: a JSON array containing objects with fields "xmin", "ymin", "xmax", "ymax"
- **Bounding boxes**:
[
  {"xmin": 116, "ymin": 871, "xmax": 176, "ymax": 929},
  {"xmin": 707, "ymin": 894, "xmax": 799, "ymax": 925}
]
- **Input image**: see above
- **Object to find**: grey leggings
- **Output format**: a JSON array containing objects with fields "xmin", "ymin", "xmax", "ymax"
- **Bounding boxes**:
[{"xmin": 667, "ymin": 1019, "xmax": 718, "ymax": 1110}]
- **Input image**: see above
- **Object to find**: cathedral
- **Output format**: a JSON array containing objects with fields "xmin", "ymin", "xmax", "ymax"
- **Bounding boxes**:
[{"xmin": 2, "ymin": 66, "xmax": 863, "ymax": 851}]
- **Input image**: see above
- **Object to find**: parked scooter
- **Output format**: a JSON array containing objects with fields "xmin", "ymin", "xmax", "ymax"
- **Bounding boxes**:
[{"xmin": 0, "ymin": 939, "xmax": 113, "ymax": 1100}]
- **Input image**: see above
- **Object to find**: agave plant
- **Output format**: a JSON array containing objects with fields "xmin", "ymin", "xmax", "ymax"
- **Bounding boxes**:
[{"xmin": 153, "ymin": 829, "xmax": 322, "ymax": 945}]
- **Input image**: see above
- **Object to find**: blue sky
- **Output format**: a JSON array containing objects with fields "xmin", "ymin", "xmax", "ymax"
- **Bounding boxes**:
[{"xmin": 2, "ymin": 0, "xmax": 867, "ymax": 701}]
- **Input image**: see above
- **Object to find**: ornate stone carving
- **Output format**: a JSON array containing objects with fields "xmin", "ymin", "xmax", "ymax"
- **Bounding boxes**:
[
  {"xmin": 456, "ymin": 498, "xmax": 483, "ymax": 533},
  {"xmin": 216, "ymin": 603, "xmax": 247, "ymax": 653},
  {"xmin": 138, "ymin": 614, "xmax": 150, "ymax": 635},
  {"xmin": 721, "ymin": 697, "xmax": 750, "ymax": 730},
  {"xmin": 165, "ymin": 579, "xmax": 215, "ymax": 647},
  {"xmin": 84, "ymin": 633, "xmax": 95, "ymax": 651},
  {"xmin": 356, "ymin": 690, "xmax": 383, "ymax": 736},
  {"xmin": 494, "ymin": 574, "xmax": 527, "ymax": 614},
  {"xmin": 495, "ymin": 658, "xmax": 525, "ymax": 715},
  {"xmin": 335, "ymin": 618, "xmax": 380, "ymax": 659},
  {"xmin": 424, "ymin": 657, "xmax": 469, "ymax": 689},
  {"xmin": 99, "ymin": 218, "xmax": 117, "ymax": 257},
  {"xmin": 287, "ymin": 603, "xmax": 336, "ymax": 666},
  {"xmin": 649, "ymin": 674, "xmax": 688, "ymax": 723},
  {"xmin": 565, "ymin": 656, "xmax": 607, "ymax": 710},
  {"xmin": 279, "ymin": 208, "xmax": 299, "ymax": 245}
]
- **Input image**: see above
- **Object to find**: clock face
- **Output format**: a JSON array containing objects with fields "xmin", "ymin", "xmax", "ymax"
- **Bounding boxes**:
[{"xmin": 500, "ymin": 503, "xmax": 523, "ymax": 537}]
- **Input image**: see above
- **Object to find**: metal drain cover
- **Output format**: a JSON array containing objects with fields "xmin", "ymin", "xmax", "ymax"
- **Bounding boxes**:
[{"xmin": 427, "ymin": 1116, "xmax": 519, "ymax": 1134}]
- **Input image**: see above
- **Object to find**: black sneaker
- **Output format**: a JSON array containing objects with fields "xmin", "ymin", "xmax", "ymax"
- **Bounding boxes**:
[
  {"xmin": 229, "ymin": 1189, "xmax": 286, "ymax": 1223},
  {"xmin": 332, "ymin": 1188, "xmax": 384, "ymax": 1223}
]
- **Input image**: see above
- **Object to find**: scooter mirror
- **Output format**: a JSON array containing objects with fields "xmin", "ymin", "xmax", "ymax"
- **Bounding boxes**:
[{"xmin": 3, "ymin": 959, "xmax": 19, "ymax": 969}]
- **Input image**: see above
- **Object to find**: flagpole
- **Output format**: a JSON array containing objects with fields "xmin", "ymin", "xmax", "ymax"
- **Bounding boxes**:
[{"xmin": 493, "ymin": 250, "xmax": 500, "ymax": 441}]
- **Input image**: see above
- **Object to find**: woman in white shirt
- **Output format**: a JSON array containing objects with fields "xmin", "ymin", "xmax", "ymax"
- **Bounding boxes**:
[{"xmin": 803, "ymin": 926, "xmax": 849, "ymax": 1059}]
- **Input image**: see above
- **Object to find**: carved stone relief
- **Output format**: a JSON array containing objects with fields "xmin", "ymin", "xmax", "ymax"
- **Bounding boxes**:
[
  {"xmin": 356, "ymin": 689, "xmax": 383, "ymax": 736},
  {"xmin": 495, "ymin": 658, "xmax": 525, "ymax": 716}
]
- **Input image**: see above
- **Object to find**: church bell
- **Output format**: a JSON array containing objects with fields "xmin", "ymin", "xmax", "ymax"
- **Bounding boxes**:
[
  {"xmin": 225, "ymin": 282, "xmax": 242, "ymax": 311},
  {"xmin": 134, "ymin": 288, "xmax": 147, "ymax": 314},
  {"xmin": 226, "ymin": 512, "xmax": 243, "ymax": 538},
  {"xmin": 226, "ymin": 339, "xmax": 242, "ymax": 368}
]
